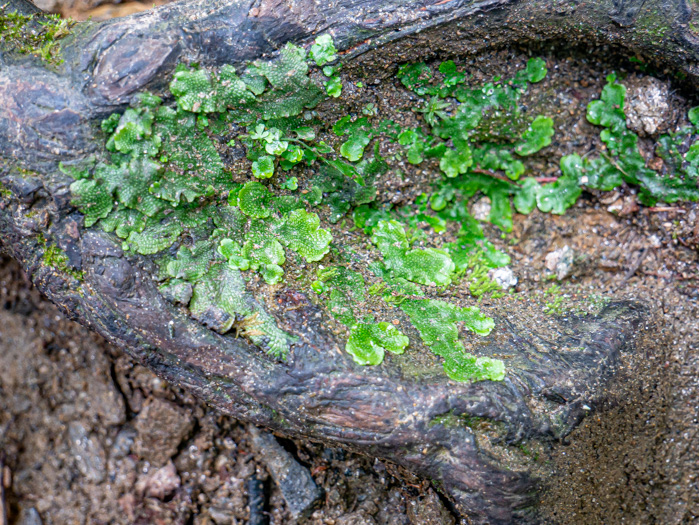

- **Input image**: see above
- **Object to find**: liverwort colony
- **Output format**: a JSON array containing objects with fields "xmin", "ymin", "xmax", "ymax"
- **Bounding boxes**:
[{"xmin": 66, "ymin": 35, "xmax": 699, "ymax": 382}]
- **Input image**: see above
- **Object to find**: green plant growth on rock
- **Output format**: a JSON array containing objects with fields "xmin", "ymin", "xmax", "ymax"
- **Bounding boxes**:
[
  {"xmin": 400, "ymin": 299, "xmax": 503, "ymax": 382},
  {"xmin": 346, "ymin": 322, "xmax": 409, "ymax": 365},
  {"xmin": 567, "ymin": 73, "xmax": 699, "ymax": 204},
  {"xmin": 69, "ymin": 39, "xmax": 348, "ymax": 361},
  {"xmin": 393, "ymin": 57, "xmax": 562, "ymax": 232},
  {"xmin": 312, "ymin": 266, "xmax": 410, "ymax": 365},
  {"xmin": 393, "ymin": 62, "xmax": 698, "ymax": 233},
  {"xmin": 68, "ymin": 35, "xmax": 698, "ymax": 381},
  {"xmin": 38, "ymin": 235, "xmax": 84, "ymax": 280},
  {"xmin": 370, "ymin": 219, "xmax": 455, "ymax": 287},
  {"xmin": 0, "ymin": 5, "xmax": 75, "ymax": 65},
  {"xmin": 0, "ymin": 181, "xmax": 12, "ymax": 199}
]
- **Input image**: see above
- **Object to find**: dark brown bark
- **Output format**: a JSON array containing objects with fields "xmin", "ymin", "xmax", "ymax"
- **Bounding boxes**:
[{"xmin": 0, "ymin": 0, "xmax": 692, "ymax": 522}]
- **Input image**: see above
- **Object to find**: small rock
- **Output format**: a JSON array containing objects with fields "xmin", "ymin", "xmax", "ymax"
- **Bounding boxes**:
[
  {"xmin": 624, "ymin": 77, "xmax": 673, "ymax": 136},
  {"xmin": 67, "ymin": 421, "xmax": 107, "ymax": 483},
  {"xmin": 246, "ymin": 474, "xmax": 268, "ymax": 525},
  {"xmin": 210, "ymin": 477, "xmax": 247, "ymax": 522},
  {"xmin": 336, "ymin": 512, "xmax": 377, "ymax": 525},
  {"xmin": 248, "ymin": 425, "xmax": 322, "ymax": 521},
  {"xmin": 108, "ymin": 456, "xmax": 138, "ymax": 493},
  {"xmin": 208, "ymin": 506, "xmax": 237, "ymax": 525},
  {"xmin": 606, "ymin": 198, "xmax": 624, "ymax": 214},
  {"xmin": 88, "ymin": 372, "xmax": 127, "ymax": 426},
  {"xmin": 117, "ymin": 494, "xmax": 136, "ymax": 522},
  {"xmin": 471, "ymin": 197, "xmax": 491, "ymax": 221},
  {"xmin": 17, "ymin": 507, "xmax": 43, "ymax": 525},
  {"xmin": 30, "ymin": 0, "xmax": 57, "ymax": 11},
  {"xmin": 132, "ymin": 398, "xmax": 195, "ymax": 466},
  {"xmin": 488, "ymin": 267, "xmax": 517, "ymax": 289},
  {"xmin": 111, "ymin": 427, "xmax": 137, "ymax": 459},
  {"xmin": 135, "ymin": 461, "xmax": 181, "ymax": 500},
  {"xmin": 544, "ymin": 245, "xmax": 575, "ymax": 280},
  {"xmin": 406, "ymin": 488, "xmax": 455, "ymax": 525},
  {"xmin": 606, "ymin": 195, "xmax": 639, "ymax": 216}
]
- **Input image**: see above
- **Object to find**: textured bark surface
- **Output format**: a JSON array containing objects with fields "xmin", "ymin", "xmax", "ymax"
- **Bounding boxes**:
[{"xmin": 0, "ymin": 0, "xmax": 695, "ymax": 522}]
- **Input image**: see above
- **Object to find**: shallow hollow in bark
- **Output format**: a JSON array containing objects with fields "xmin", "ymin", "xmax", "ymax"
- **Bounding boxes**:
[{"xmin": 1, "ymin": 0, "xmax": 699, "ymax": 522}]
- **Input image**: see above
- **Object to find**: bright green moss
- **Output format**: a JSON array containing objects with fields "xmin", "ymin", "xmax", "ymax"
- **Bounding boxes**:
[
  {"xmin": 170, "ymin": 68, "xmax": 218, "ymax": 113},
  {"xmin": 40, "ymin": 239, "xmax": 83, "ymax": 280},
  {"xmin": 557, "ymin": 74, "xmax": 699, "ymax": 205},
  {"xmin": 400, "ymin": 299, "xmax": 503, "ymax": 382},
  {"xmin": 371, "ymin": 220, "xmax": 455, "ymax": 287},
  {"xmin": 513, "ymin": 177, "xmax": 539, "ymax": 214},
  {"xmin": 242, "ymin": 221, "xmax": 286, "ymax": 284},
  {"xmin": 314, "ymin": 153, "xmax": 384, "ymax": 223},
  {"xmin": 393, "ymin": 58, "xmax": 559, "ymax": 231},
  {"xmin": 314, "ymin": 266, "xmax": 366, "ymax": 326},
  {"xmin": 170, "ymin": 64, "xmax": 258, "ymax": 114},
  {"xmin": 275, "ymin": 209, "xmax": 332, "ymax": 262},
  {"xmin": 166, "ymin": 239, "xmax": 218, "ymax": 282},
  {"xmin": 417, "ymin": 96, "xmax": 450, "ymax": 127},
  {"xmin": 314, "ymin": 267, "xmax": 409, "ymax": 365},
  {"xmin": 237, "ymin": 182, "xmax": 274, "ymax": 218},
  {"xmin": 252, "ymin": 156, "xmax": 275, "ymax": 179},
  {"xmin": 473, "ymin": 144, "xmax": 525, "ymax": 181},
  {"xmin": 226, "ymin": 187, "xmax": 332, "ymax": 282},
  {"xmin": 334, "ymin": 116, "xmax": 373, "ymax": 162},
  {"xmin": 250, "ymin": 43, "xmax": 324, "ymax": 120},
  {"xmin": 536, "ymin": 174, "xmax": 581, "ymax": 215},
  {"xmin": 309, "ymin": 34, "xmax": 338, "ymax": 67},
  {"xmin": 72, "ymin": 43, "xmax": 697, "ymax": 381},
  {"xmin": 514, "ymin": 116, "xmax": 554, "ymax": 156},
  {"xmin": 161, "ymin": 236, "xmax": 292, "ymax": 357},
  {"xmin": 325, "ymin": 75, "xmax": 342, "ymax": 98},
  {"xmin": 189, "ymin": 264, "xmax": 292, "ymax": 358},
  {"xmin": 151, "ymin": 106, "xmax": 231, "ymax": 202},
  {"xmin": 280, "ymin": 177, "xmax": 298, "ymax": 190},
  {"xmin": 0, "ymin": 6, "xmax": 75, "ymax": 65},
  {"xmin": 100, "ymin": 207, "xmax": 147, "ymax": 239},
  {"xmin": 689, "ymin": 106, "xmax": 699, "ymax": 126},
  {"xmin": 68, "ymin": 38, "xmax": 350, "ymax": 360},
  {"xmin": 125, "ymin": 216, "xmax": 183, "ymax": 255},
  {"xmin": 396, "ymin": 62, "xmax": 435, "ymax": 96},
  {"xmin": 440, "ymin": 145, "xmax": 473, "ymax": 178},
  {"xmin": 69, "ymin": 179, "xmax": 113, "ymax": 227},
  {"xmin": 106, "ymin": 106, "xmax": 160, "ymax": 155},
  {"xmin": 438, "ymin": 60, "xmax": 466, "ymax": 87},
  {"xmin": 218, "ymin": 239, "xmax": 250, "ymax": 270},
  {"xmin": 525, "ymin": 57, "xmax": 548, "ymax": 83},
  {"xmin": 345, "ymin": 322, "xmax": 409, "ymax": 365}
]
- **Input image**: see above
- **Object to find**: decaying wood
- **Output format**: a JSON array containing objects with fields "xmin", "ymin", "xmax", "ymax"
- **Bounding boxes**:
[{"xmin": 1, "ymin": 0, "xmax": 695, "ymax": 522}]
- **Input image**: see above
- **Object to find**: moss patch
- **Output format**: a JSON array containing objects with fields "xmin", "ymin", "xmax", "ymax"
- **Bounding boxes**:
[
  {"xmin": 67, "ymin": 37, "xmax": 699, "ymax": 380},
  {"xmin": 0, "ymin": 5, "xmax": 75, "ymax": 65},
  {"xmin": 39, "ymin": 236, "xmax": 83, "ymax": 280}
]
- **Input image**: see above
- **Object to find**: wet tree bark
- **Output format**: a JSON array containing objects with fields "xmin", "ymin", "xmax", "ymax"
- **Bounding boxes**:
[{"xmin": 0, "ymin": 0, "xmax": 694, "ymax": 522}]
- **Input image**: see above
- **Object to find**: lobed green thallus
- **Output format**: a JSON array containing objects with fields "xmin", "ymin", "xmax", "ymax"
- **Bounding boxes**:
[{"xmin": 66, "ymin": 35, "xmax": 698, "ymax": 382}]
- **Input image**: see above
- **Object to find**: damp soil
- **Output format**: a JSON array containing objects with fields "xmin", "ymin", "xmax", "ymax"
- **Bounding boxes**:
[{"xmin": 2, "ymin": 35, "xmax": 699, "ymax": 525}]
